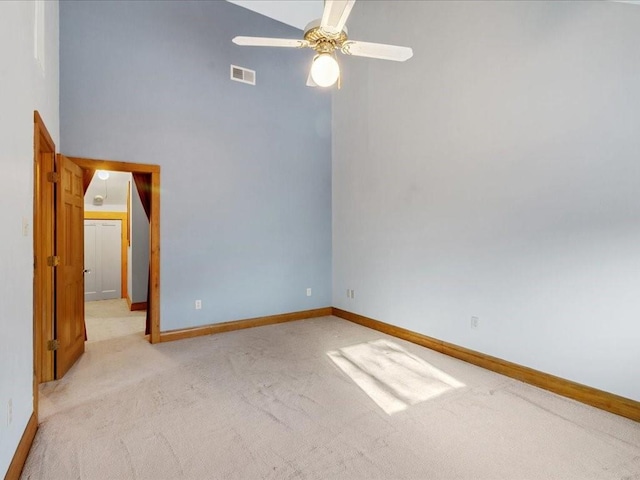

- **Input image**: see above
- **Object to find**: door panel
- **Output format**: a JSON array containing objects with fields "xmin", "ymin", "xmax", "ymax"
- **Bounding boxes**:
[
  {"xmin": 55, "ymin": 154, "xmax": 85, "ymax": 378},
  {"xmin": 84, "ymin": 220, "xmax": 122, "ymax": 301},
  {"xmin": 100, "ymin": 222, "xmax": 121, "ymax": 299},
  {"xmin": 84, "ymin": 222, "xmax": 98, "ymax": 301}
]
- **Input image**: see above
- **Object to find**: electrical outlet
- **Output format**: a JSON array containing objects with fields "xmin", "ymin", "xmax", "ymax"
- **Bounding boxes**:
[
  {"xmin": 350, "ymin": 289, "xmax": 355, "ymax": 299},
  {"xmin": 7, "ymin": 399, "xmax": 12, "ymax": 426},
  {"xmin": 346, "ymin": 288, "xmax": 350, "ymax": 298},
  {"xmin": 471, "ymin": 316, "xmax": 479, "ymax": 329},
  {"xmin": 306, "ymin": 288, "xmax": 312, "ymax": 297},
  {"xmin": 195, "ymin": 300, "xmax": 202, "ymax": 310}
]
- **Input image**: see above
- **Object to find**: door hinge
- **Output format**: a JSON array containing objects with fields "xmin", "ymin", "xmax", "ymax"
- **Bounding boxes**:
[
  {"xmin": 46, "ymin": 255, "xmax": 60, "ymax": 267},
  {"xmin": 47, "ymin": 339, "xmax": 59, "ymax": 351},
  {"xmin": 47, "ymin": 172, "xmax": 59, "ymax": 183}
]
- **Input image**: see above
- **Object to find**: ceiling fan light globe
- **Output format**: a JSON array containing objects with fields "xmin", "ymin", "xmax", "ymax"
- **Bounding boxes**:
[{"xmin": 310, "ymin": 54, "xmax": 340, "ymax": 87}]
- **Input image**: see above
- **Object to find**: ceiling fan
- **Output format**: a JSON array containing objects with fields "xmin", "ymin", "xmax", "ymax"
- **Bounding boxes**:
[{"xmin": 232, "ymin": 0, "xmax": 413, "ymax": 88}]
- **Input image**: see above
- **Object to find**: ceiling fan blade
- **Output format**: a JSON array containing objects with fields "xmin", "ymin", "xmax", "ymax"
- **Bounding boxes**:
[
  {"xmin": 232, "ymin": 36, "xmax": 309, "ymax": 48},
  {"xmin": 320, "ymin": 0, "xmax": 356, "ymax": 36},
  {"xmin": 341, "ymin": 40, "xmax": 413, "ymax": 61}
]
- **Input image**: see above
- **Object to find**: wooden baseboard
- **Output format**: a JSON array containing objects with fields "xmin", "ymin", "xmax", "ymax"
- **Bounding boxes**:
[
  {"xmin": 160, "ymin": 307, "xmax": 333, "ymax": 343},
  {"xmin": 130, "ymin": 301, "xmax": 147, "ymax": 311},
  {"xmin": 4, "ymin": 412, "xmax": 38, "ymax": 480},
  {"xmin": 126, "ymin": 296, "xmax": 146, "ymax": 311},
  {"xmin": 332, "ymin": 307, "xmax": 640, "ymax": 423}
]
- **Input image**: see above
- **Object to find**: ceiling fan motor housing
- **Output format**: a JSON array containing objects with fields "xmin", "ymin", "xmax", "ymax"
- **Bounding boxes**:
[{"xmin": 304, "ymin": 20, "xmax": 349, "ymax": 54}]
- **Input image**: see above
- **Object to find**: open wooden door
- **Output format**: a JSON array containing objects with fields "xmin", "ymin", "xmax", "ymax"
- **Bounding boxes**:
[{"xmin": 55, "ymin": 154, "xmax": 85, "ymax": 378}]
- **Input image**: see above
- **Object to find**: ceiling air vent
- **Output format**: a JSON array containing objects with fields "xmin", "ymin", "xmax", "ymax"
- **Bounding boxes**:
[{"xmin": 230, "ymin": 65, "xmax": 256, "ymax": 85}]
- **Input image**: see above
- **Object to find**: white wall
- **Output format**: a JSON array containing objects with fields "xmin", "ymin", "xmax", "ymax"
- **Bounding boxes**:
[
  {"xmin": 333, "ymin": 1, "xmax": 640, "ymax": 401},
  {"xmin": 0, "ymin": 1, "xmax": 59, "ymax": 475},
  {"xmin": 84, "ymin": 204, "xmax": 127, "ymax": 213}
]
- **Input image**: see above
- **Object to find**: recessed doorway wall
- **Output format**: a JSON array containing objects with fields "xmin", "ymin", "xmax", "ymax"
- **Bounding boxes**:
[{"xmin": 69, "ymin": 157, "xmax": 161, "ymax": 343}]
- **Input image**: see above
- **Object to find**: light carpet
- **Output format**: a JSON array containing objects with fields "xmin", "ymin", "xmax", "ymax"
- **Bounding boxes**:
[
  {"xmin": 84, "ymin": 299, "xmax": 145, "ymax": 343},
  {"xmin": 328, "ymin": 339, "xmax": 465, "ymax": 415},
  {"xmin": 23, "ymin": 316, "xmax": 640, "ymax": 479}
]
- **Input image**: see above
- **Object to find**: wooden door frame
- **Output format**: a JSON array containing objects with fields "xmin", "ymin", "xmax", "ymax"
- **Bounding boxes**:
[
  {"xmin": 33, "ymin": 111, "xmax": 56, "ymax": 389},
  {"xmin": 69, "ymin": 157, "xmax": 161, "ymax": 343},
  {"xmin": 83, "ymin": 211, "xmax": 129, "ymax": 301}
]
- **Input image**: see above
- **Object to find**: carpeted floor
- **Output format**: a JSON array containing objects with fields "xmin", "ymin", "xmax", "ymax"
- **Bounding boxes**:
[
  {"xmin": 84, "ymin": 299, "xmax": 145, "ymax": 343},
  {"xmin": 23, "ymin": 314, "xmax": 640, "ymax": 479}
]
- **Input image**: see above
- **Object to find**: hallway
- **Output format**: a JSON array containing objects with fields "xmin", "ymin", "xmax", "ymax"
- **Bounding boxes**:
[{"xmin": 84, "ymin": 299, "xmax": 145, "ymax": 343}]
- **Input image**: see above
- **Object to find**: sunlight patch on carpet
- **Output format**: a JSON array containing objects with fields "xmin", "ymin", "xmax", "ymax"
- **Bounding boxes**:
[{"xmin": 328, "ymin": 339, "xmax": 465, "ymax": 414}]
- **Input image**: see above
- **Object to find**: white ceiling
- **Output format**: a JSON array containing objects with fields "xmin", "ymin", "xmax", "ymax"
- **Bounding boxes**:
[
  {"xmin": 227, "ymin": 1, "xmax": 640, "ymax": 31},
  {"xmin": 227, "ymin": 0, "xmax": 324, "ymax": 30},
  {"xmin": 85, "ymin": 171, "xmax": 131, "ymax": 206}
]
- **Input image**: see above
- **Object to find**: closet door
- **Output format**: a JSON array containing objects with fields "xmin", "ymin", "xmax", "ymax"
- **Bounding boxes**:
[{"xmin": 84, "ymin": 220, "xmax": 122, "ymax": 301}]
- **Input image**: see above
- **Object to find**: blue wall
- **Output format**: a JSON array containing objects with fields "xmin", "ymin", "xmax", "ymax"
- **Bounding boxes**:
[
  {"xmin": 60, "ymin": 0, "xmax": 332, "ymax": 330},
  {"xmin": 130, "ymin": 181, "xmax": 150, "ymax": 304}
]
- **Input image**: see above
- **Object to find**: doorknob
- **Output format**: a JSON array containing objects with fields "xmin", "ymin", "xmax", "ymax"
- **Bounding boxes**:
[{"xmin": 83, "ymin": 269, "xmax": 91, "ymax": 274}]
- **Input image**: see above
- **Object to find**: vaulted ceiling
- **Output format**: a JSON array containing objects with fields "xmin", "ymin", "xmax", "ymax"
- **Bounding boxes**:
[{"xmin": 227, "ymin": 0, "xmax": 324, "ymax": 30}]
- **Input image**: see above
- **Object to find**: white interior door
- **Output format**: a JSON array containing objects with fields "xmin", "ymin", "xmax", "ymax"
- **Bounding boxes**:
[
  {"xmin": 84, "ymin": 220, "xmax": 122, "ymax": 301},
  {"xmin": 84, "ymin": 222, "xmax": 98, "ymax": 301}
]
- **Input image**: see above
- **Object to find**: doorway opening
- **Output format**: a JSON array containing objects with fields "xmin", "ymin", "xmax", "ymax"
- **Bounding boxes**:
[
  {"xmin": 83, "ymin": 171, "xmax": 149, "ymax": 342},
  {"xmin": 33, "ymin": 113, "xmax": 161, "ymax": 385},
  {"xmin": 70, "ymin": 157, "xmax": 161, "ymax": 347}
]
